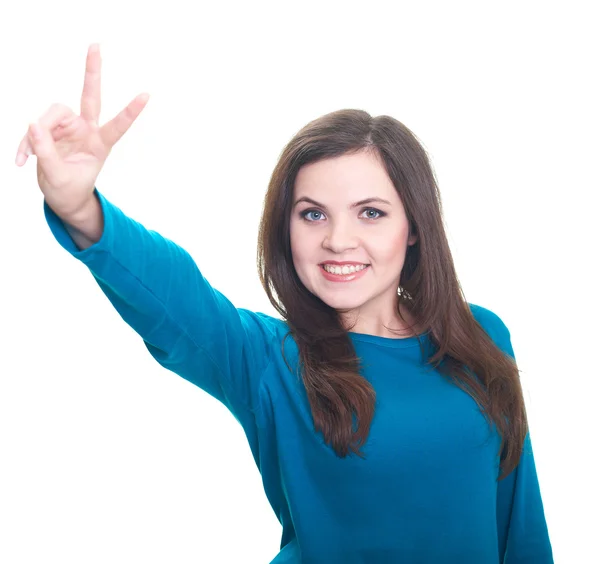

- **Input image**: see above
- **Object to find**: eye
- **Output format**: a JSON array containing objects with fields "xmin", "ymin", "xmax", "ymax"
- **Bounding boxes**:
[
  {"xmin": 299, "ymin": 207, "xmax": 386, "ymax": 222},
  {"xmin": 360, "ymin": 207, "xmax": 386, "ymax": 220},
  {"xmin": 300, "ymin": 209, "xmax": 326, "ymax": 222}
]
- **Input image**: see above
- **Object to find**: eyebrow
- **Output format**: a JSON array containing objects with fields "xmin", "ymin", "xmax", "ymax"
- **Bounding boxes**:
[{"xmin": 293, "ymin": 196, "xmax": 392, "ymax": 210}]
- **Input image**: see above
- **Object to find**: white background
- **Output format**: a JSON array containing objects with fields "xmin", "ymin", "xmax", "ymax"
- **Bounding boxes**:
[{"xmin": 1, "ymin": 1, "xmax": 598, "ymax": 562}]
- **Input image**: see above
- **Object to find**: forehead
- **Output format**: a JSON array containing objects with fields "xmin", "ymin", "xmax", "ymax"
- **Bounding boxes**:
[{"xmin": 294, "ymin": 151, "xmax": 398, "ymax": 201}]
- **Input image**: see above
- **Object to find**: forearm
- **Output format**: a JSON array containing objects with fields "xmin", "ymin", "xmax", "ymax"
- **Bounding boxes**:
[{"xmin": 61, "ymin": 192, "xmax": 104, "ymax": 251}]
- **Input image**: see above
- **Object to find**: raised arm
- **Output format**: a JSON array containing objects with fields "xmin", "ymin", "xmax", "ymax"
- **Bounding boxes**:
[
  {"xmin": 16, "ymin": 44, "xmax": 277, "ymax": 425},
  {"xmin": 43, "ymin": 186, "xmax": 276, "ymax": 420}
]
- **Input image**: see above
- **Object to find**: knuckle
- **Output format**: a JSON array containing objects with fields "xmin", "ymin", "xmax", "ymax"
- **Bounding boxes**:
[{"xmin": 31, "ymin": 103, "xmax": 74, "ymax": 132}]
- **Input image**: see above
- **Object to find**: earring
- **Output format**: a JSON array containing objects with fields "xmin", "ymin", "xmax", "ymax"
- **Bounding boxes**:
[{"xmin": 397, "ymin": 285, "xmax": 413, "ymax": 300}]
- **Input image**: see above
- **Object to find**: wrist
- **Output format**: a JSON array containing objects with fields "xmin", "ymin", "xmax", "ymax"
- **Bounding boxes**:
[{"xmin": 61, "ymin": 192, "xmax": 104, "ymax": 245}]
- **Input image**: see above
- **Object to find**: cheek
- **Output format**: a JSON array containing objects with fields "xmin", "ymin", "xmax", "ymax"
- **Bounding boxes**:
[
  {"xmin": 290, "ymin": 223, "xmax": 317, "ymax": 261},
  {"xmin": 369, "ymin": 230, "xmax": 408, "ymax": 260},
  {"xmin": 290, "ymin": 227, "xmax": 311, "ymax": 274},
  {"xmin": 289, "ymin": 222, "xmax": 299, "ymax": 255}
]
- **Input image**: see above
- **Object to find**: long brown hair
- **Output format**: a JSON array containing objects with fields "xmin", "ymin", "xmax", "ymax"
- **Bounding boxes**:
[{"xmin": 257, "ymin": 109, "xmax": 527, "ymax": 481}]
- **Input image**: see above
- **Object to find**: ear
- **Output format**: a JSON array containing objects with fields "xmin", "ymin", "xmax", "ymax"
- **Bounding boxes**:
[{"xmin": 408, "ymin": 232, "xmax": 418, "ymax": 246}]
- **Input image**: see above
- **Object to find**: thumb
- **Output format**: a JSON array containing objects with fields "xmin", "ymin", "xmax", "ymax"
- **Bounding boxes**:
[{"xmin": 28, "ymin": 123, "xmax": 63, "ymax": 184}]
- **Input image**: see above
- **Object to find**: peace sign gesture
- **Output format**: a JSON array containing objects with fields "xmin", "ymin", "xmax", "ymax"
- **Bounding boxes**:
[{"xmin": 15, "ymin": 44, "xmax": 149, "ymax": 221}]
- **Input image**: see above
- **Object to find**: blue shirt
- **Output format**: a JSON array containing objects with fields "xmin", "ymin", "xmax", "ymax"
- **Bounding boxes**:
[{"xmin": 44, "ymin": 189, "xmax": 553, "ymax": 563}]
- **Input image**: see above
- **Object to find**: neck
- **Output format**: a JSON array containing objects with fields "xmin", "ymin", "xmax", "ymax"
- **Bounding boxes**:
[{"xmin": 341, "ymin": 302, "xmax": 422, "ymax": 339}]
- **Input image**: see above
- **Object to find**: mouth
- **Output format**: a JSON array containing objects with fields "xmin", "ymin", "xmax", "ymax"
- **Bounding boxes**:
[{"xmin": 319, "ymin": 263, "xmax": 371, "ymax": 282}]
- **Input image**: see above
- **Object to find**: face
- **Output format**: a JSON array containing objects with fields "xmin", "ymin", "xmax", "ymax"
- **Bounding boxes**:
[{"xmin": 290, "ymin": 150, "xmax": 417, "ymax": 327}]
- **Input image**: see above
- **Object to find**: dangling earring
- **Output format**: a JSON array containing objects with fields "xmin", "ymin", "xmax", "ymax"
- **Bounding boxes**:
[{"xmin": 397, "ymin": 285, "xmax": 413, "ymax": 301}]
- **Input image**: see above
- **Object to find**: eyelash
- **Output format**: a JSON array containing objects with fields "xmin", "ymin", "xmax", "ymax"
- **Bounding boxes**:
[{"xmin": 300, "ymin": 208, "xmax": 387, "ymax": 222}]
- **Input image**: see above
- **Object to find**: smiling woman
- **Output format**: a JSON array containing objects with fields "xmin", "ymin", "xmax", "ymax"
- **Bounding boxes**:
[
  {"xmin": 17, "ymin": 44, "xmax": 553, "ymax": 563},
  {"xmin": 289, "ymin": 151, "xmax": 418, "ymax": 330},
  {"xmin": 255, "ymin": 109, "xmax": 553, "ymax": 561}
]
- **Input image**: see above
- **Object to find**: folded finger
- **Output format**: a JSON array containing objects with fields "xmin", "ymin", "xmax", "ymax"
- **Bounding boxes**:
[
  {"xmin": 16, "ymin": 104, "xmax": 76, "ymax": 166},
  {"xmin": 27, "ymin": 122, "xmax": 63, "ymax": 186}
]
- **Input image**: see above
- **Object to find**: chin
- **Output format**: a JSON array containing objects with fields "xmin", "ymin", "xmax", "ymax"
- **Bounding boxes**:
[{"xmin": 316, "ymin": 292, "xmax": 367, "ymax": 312}]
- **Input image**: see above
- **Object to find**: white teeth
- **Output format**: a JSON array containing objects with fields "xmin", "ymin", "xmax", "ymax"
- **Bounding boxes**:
[{"xmin": 323, "ymin": 264, "xmax": 367, "ymax": 275}]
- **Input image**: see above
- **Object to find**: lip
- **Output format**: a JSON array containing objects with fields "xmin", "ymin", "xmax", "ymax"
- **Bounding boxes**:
[
  {"xmin": 321, "ymin": 261, "xmax": 368, "ymax": 266},
  {"xmin": 319, "ymin": 264, "xmax": 370, "ymax": 283}
]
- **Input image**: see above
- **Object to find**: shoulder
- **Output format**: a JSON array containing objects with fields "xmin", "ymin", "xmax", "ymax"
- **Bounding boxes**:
[
  {"xmin": 468, "ymin": 302, "xmax": 509, "ymax": 331},
  {"xmin": 237, "ymin": 308, "xmax": 290, "ymax": 343},
  {"xmin": 468, "ymin": 302, "xmax": 515, "ymax": 358}
]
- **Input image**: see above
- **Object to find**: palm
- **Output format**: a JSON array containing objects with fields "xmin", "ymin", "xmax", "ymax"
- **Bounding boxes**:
[{"xmin": 36, "ymin": 115, "xmax": 107, "ymax": 192}]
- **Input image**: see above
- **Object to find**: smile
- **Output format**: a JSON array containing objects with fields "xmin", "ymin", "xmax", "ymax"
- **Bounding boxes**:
[{"xmin": 319, "ymin": 264, "xmax": 370, "ymax": 282}]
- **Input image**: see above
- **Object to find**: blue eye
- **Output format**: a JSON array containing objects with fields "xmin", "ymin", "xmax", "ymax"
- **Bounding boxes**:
[
  {"xmin": 301, "ymin": 210, "xmax": 325, "ymax": 222},
  {"xmin": 299, "ymin": 207, "xmax": 386, "ymax": 222},
  {"xmin": 361, "ymin": 208, "xmax": 384, "ymax": 220}
]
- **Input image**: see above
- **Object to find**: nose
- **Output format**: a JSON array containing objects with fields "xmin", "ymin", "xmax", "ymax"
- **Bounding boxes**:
[{"xmin": 322, "ymin": 219, "xmax": 359, "ymax": 253}]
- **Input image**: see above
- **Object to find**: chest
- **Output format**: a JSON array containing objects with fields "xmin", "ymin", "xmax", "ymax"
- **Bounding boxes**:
[{"xmin": 268, "ymin": 344, "xmax": 501, "ymax": 483}]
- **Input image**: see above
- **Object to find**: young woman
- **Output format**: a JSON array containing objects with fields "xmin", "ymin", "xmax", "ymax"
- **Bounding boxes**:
[{"xmin": 15, "ymin": 44, "xmax": 553, "ymax": 563}]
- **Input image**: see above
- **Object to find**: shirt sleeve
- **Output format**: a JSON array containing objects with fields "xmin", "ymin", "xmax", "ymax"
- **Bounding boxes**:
[
  {"xmin": 43, "ymin": 188, "xmax": 276, "ymax": 425},
  {"xmin": 496, "ymin": 432, "xmax": 554, "ymax": 563},
  {"xmin": 490, "ymin": 313, "xmax": 554, "ymax": 563}
]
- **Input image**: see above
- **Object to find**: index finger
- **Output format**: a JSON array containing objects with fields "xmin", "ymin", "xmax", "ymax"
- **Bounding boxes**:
[{"xmin": 80, "ymin": 43, "xmax": 102, "ymax": 124}]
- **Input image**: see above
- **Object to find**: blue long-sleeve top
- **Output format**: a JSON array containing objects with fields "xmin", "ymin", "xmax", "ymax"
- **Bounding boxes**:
[{"xmin": 43, "ymin": 189, "xmax": 553, "ymax": 563}]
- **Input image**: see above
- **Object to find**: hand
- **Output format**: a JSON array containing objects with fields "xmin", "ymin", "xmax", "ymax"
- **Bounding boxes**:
[{"xmin": 15, "ymin": 43, "xmax": 149, "ymax": 220}]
